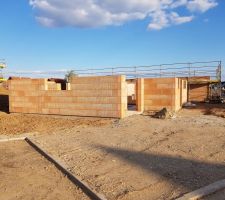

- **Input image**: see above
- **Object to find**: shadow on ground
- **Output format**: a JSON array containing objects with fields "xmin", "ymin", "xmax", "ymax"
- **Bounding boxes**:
[
  {"xmin": 94, "ymin": 144, "xmax": 225, "ymax": 197},
  {"xmin": 202, "ymin": 104, "xmax": 225, "ymax": 117},
  {"xmin": 183, "ymin": 103, "xmax": 225, "ymax": 118}
]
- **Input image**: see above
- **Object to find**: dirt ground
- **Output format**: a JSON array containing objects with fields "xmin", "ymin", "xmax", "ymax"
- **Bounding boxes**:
[
  {"xmin": 1, "ymin": 88, "xmax": 225, "ymax": 199},
  {"xmin": 26, "ymin": 109, "xmax": 224, "ymax": 200},
  {"xmin": 0, "ymin": 112, "xmax": 113, "ymax": 135},
  {"xmin": 0, "ymin": 140, "xmax": 89, "ymax": 200},
  {"xmin": 0, "ymin": 85, "xmax": 113, "ymax": 135}
]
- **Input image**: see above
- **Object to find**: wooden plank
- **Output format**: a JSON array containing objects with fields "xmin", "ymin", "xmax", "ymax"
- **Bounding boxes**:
[{"xmin": 176, "ymin": 179, "xmax": 225, "ymax": 200}]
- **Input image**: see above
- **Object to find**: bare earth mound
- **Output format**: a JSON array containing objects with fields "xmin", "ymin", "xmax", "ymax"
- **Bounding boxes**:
[
  {"xmin": 0, "ymin": 112, "xmax": 113, "ymax": 135},
  {"xmin": 0, "ymin": 140, "xmax": 89, "ymax": 200}
]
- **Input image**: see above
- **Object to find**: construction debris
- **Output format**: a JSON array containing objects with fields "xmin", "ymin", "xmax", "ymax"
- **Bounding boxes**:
[
  {"xmin": 153, "ymin": 108, "xmax": 175, "ymax": 119},
  {"xmin": 183, "ymin": 102, "xmax": 196, "ymax": 108}
]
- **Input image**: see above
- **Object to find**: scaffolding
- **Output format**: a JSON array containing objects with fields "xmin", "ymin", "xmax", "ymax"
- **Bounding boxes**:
[
  {"xmin": 74, "ymin": 61, "xmax": 222, "ymax": 82},
  {"xmin": 2, "ymin": 60, "xmax": 223, "ymax": 102},
  {"xmin": 3, "ymin": 60, "xmax": 222, "ymax": 81}
]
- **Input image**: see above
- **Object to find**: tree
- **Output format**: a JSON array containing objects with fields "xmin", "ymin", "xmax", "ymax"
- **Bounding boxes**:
[{"xmin": 65, "ymin": 70, "xmax": 78, "ymax": 82}]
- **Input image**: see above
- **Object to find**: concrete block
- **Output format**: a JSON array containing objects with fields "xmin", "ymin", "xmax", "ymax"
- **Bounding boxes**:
[
  {"xmin": 71, "ymin": 83, "xmax": 120, "ymax": 90},
  {"xmin": 70, "ymin": 75, "xmax": 122, "ymax": 84},
  {"xmin": 66, "ymin": 83, "xmax": 71, "ymax": 90},
  {"xmin": 9, "ymin": 76, "xmax": 127, "ymax": 118}
]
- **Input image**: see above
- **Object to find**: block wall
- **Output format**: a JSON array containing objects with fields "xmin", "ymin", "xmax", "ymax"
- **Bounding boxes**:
[
  {"xmin": 9, "ymin": 76, "xmax": 127, "ymax": 118},
  {"xmin": 181, "ymin": 80, "xmax": 188, "ymax": 105},
  {"xmin": 9, "ymin": 78, "xmax": 45, "ymax": 114},
  {"xmin": 144, "ymin": 77, "xmax": 187, "ymax": 112},
  {"xmin": 136, "ymin": 78, "xmax": 144, "ymax": 112},
  {"xmin": 174, "ymin": 79, "xmax": 188, "ymax": 111},
  {"xmin": 174, "ymin": 78, "xmax": 181, "ymax": 111},
  {"xmin": 180, "ymin": 76, "xmax": 209, "ymax": 102},
  {"xmin": 189, "ymin": 83, "xmax": 209, "ymax": 102},
  {"xmin": 144, "ymin": 78, "xmax": 176, "ymax": 111}
]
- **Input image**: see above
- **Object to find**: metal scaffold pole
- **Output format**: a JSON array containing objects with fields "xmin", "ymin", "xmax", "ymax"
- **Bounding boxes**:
[{"xmin": 218, "ymin": 61, "xmax": 222, "ymax": 99}]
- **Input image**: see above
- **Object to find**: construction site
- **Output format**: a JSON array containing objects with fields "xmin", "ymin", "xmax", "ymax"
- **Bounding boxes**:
[{"xmin": 1, "ymin": 60, "xmax": 225, "ymax": 200}]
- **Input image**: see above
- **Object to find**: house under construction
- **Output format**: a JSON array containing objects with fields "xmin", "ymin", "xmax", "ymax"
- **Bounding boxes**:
[{"xmin": 7, "ymin": 61, "xmax": 222, "ymax": 118}]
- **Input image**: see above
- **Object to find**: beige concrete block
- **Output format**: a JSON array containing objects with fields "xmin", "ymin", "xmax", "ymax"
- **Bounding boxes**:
[
  {"xmin": 72, "ymin": 90, "xmax": 115, "ymax": 97},
  {"xmin": 144, "ymin": 100, "xmax": 153, "ymax": 105},
  {"xmin": 97, "ymin": 111, "xmax": 119, "ymax": 118},
  {"xmin": 56, "ymin": 83, "xmax": 61, "ymax": 90},
  {"xmin": 41, "ymin": 108, "xmax": 50, "ymax": 115},
  {"xmin": 71, "ymin": 83, "xmax": 120, "ymax": 90},
  {"xmin": 66, "ymin": 83, "xmax": 71, "ymax": 90},
  {"xmin": 46, "ymin": 91, "xmax": 64, "ymax": 97},
  {"xmin": 70, "ymin": 75, "xmax": 121, "ymax": 84},
  {"xmin": 59, "ymin": 109, "xmax": 96, "ymax": 116},
  {"xmin": 157, "ymin": 84, "xmax": 175, "ymax": 89},
  {"xmin": 71, "ymin": 97, "xmax": 117, "ymax": 104},
  {"xmin": 48, "ymin": 96, "xmax": 73, "ymax": 103}
]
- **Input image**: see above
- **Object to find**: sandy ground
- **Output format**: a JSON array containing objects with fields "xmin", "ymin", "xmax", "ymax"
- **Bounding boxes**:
[
  {"xmin": 1, "ymin": 87, "xmax": 225, "ymax": 199},
  {"xmin": 0, "ymin": 140, "xmax": 89, "ymax": 200},
  {"xmin": 26, "ymin": 111, "xmax": 224, "ymax": 200},
  {"xmin": 0, "ymin": 112, "xmax": 113, "ymax": 135},
  {"xmin": 0, "ymin": 85, "xmax": 112, "ymax": 135},
  {"xmin": 1, "ymin": 105, "xmax": 223, "ymax": 199}
]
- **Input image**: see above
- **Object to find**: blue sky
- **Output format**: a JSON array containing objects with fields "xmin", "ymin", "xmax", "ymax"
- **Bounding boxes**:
[{"xmin": 0, "ymin": 0, "xmax": 224, "ymax": 80}]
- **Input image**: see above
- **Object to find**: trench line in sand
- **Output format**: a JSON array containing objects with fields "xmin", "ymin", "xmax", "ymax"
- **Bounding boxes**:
[{"xmin": 0, "ymin": 137, "xmax": 107, "ymax": 200}]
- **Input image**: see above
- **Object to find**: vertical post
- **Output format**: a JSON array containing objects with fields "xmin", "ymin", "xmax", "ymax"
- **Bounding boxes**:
[
  {"xmin": 219, "ymin": 61, "xmax": 222, "ymax": 81},
  {"xmin": 134, "ymin": 66, "xmax": 137, "ymax": 79},
  {"xmin": 187, "ymin": 63, "xmax": 191, "ymax": 102},
  {"xmin": 120, "ymin": 75, "xmax": 127, "ymax": 118},
  {"xmin": 160, "ymin": 65, "xmax": 162, "ymax": 78},
  {"xmin": 136, "ymin": 78, "xmax": 144, "ymax": 112},
  {"xmin": 218, "ymin": 61, "xmax": 222, "ymax": 99},
  {"xmin": 188, "ymin": 63, "xmax": 191, "ymax": 78}
]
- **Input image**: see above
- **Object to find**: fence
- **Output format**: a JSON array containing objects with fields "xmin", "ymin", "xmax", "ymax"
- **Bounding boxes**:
[{"xmin": 2, "ymin": 61, "xmax": 222, "ymax": 81}]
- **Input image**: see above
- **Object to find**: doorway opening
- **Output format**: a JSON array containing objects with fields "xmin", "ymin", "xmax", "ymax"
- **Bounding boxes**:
[
  {"xmin": 126, "ymin": 79, "xmax": 137, "ymax": 111},
  {"xmin": 126, "ymin": 78, "xmax": 144, "ymax": 117}
]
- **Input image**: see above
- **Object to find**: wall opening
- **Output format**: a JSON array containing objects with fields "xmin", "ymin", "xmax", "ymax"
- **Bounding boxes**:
[
  {"xmin": 47, "ymin": 78, "xmax": 67, "ymax": 90},
  {"xmin": 126, "ymin": 78, "xmax": 144, "ymax": 114},
  {"xmin": 126, "ymin": 79, "xmax": 137, "ymax": 111}
]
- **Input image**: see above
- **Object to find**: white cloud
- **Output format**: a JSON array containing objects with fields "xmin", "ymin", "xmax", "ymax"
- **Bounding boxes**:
[
  {"xmin": 170, "ymin": 0, "xmax": 188, "ymax": 8},
  {"xmin": 187, "ymin": 0, "xmax": 218, "ymax": 12},
  {"xmin": 148, "ymin": 11, "xmax": 194, "ymax": 30},
  {"xmin": 29, "ymin": 0, "xmax": 218, "ymax": 30}
]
